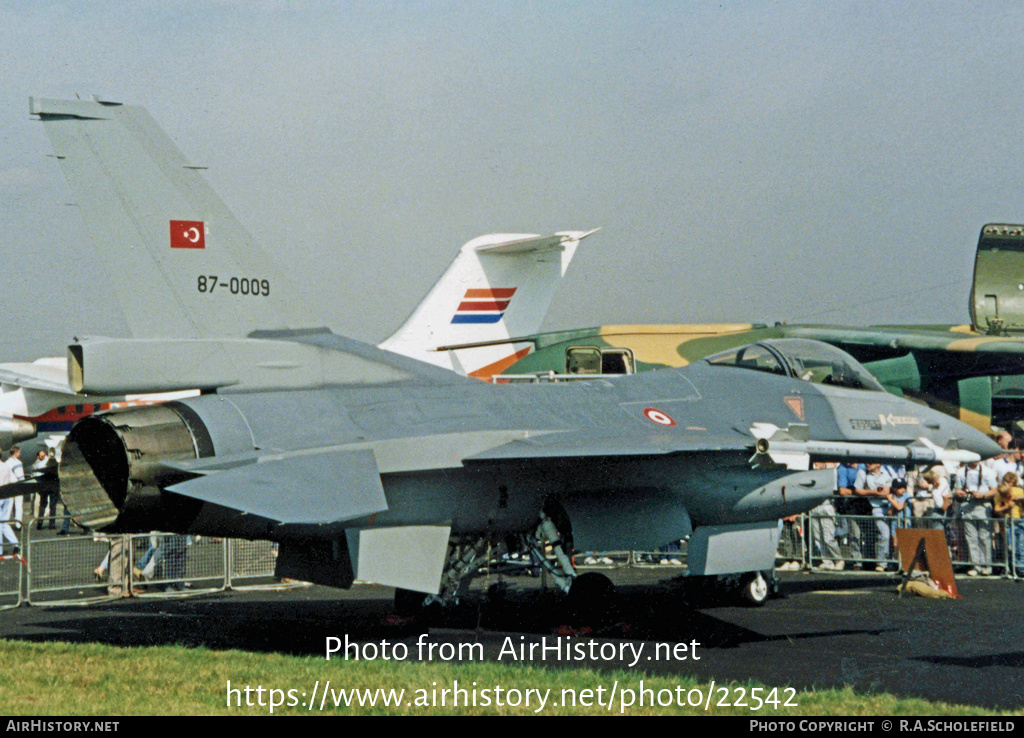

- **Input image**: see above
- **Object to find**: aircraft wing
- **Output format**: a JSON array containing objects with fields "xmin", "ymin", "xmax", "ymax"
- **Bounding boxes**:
[
  {"xmin": 464, "ymin": 432, "xmax": 751, "ymax": 461},
  {"xmin": 465, "ymin": 427, "xmax": 977, "ymax": 466},
  {"xmin": 784, "ymin": 324, "xmax": 1024, "ymax": 357}
]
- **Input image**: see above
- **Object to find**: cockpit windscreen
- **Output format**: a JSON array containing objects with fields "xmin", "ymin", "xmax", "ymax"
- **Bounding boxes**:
[{"xmin": 706, "ymin": 338, "xmax": 886, "ymax": 392}]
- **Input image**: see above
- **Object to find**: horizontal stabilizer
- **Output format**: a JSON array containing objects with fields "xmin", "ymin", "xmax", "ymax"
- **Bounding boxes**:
[
  {"xmin": 166, "ymin": 448, "xmax": 388, "ymax": 525},
  {"xmin": 473, "ymin": 229, "xmax": 599, "ymax": 254},
  {"xmin": 69, "ymin": 331, "xmax": 460, "ymax": 394},
  {"xmin": 0, "ymin": 467, "xmax": 58, "ymax": 500},
  {"xmin": 0, "ymin": 361, "xmax": 71, "ymax": 395}
]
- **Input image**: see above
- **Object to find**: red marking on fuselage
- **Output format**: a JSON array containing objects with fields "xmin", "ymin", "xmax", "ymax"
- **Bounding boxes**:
[
  {"xmin": 643, "ymin": 408, "xmax": 676, "ymax": 426},
  {"xmin": 20, "ymin": 404, "xmax": 108, "ymax": 423},
  {"xmin": 469, "ymin": 346, "xmax": 533, "ymax": 381},
  {"xmin": 17, "ymin": 397, "xmax": 169, "ymax": 424}
]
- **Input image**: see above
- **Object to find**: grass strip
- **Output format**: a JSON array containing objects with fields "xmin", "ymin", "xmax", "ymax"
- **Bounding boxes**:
[{"xmin": 0, "ymin": 640, "xmax": 1014, "ymax": 716}]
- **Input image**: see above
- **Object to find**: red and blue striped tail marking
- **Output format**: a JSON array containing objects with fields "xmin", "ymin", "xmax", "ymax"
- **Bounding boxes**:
[{"xmin": 451, "ymin": 288, "xmax": 516, "ymax": 324}]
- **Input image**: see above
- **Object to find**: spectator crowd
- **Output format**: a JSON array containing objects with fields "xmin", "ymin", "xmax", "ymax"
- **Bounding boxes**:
[{"xmin": 782, "ymin": 430, "xmax": 1024, "ymax": 576}]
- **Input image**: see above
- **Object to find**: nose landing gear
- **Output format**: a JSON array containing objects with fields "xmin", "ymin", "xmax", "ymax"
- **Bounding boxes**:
[{"xmin": 739, "ymin": 571, "xmax": 770, "ymax": 606}]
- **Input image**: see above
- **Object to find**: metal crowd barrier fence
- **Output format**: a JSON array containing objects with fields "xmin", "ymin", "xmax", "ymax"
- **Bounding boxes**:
[
  {"xmin": 0, "ymin": 519, "xmax": 24, "ymax": 610},
  {"xmin": 128, "ymin": 532, "xmax": 227, "ymax": 597},
  {"xmin": 10, "ymin": 510, "xmax": 1022, "ymax": 608},
  {"xmin": 21, "ymin": 524, "xmax": 298, "ymax": 605},
  {"xmin": 26, "ymin": 522, "xmax": 119, "ymax": 604},
  {"xmin": 227, "ymin": 539, "xmax": 282, "ymax": 588},
  {"xmin": 801, "ymin": 510, "xmax": 1019, "ymax": 576}
]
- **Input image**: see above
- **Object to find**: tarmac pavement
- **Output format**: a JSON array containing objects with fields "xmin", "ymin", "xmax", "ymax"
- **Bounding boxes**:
[{"xmin": 0, "ymin": 566, "xmax": 1021, "ymax": 711}]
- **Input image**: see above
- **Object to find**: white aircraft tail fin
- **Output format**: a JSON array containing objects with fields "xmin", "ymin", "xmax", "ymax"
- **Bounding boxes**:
[
  {"xmin": 30, "ymin": 96, "xmax": 309, "ymax": 340},
  {"xmin": 379, "ymin": 229, "xmax": 597, "ymax": 377}
]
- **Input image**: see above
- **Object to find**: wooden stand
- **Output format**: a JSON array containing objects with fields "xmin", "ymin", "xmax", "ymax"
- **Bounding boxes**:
[{"xmin": 896, "ymin": 528, "xmax": 959, "ymax": 599}]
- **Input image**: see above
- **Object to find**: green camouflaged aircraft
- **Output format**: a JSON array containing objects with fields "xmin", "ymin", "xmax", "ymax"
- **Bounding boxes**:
[{"xmin": 444, "ymin": 224, "xmax": 1024, "ymax": 433}]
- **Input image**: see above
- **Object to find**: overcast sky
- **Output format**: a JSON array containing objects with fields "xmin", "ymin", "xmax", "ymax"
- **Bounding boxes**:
[{"xmin": 2, "ymin": 1, "xmax": 1024, "ymax": 361}]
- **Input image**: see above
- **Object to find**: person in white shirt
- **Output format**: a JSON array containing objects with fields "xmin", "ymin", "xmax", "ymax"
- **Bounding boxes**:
[
  {"xmin": 954, "ymin": 461, "xmax": 998, "ymax": 575},
  {"xmin": 987, "ymin": 431, "xmax": 1017, "ymax": 481},
  {"xmin": 855, "ymin": 463, "xmax": 896, "ymax": 570},
  {"xmin": 0, "ymin": 457, "xmax": 16, "ymax": 554},
  {"xmin": 4, "ymin": 446, "xmax": 24, "ymax": 523}
]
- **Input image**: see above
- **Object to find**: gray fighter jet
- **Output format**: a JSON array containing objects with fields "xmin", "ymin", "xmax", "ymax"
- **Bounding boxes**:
[{"xmin": 31, "ymin": 97, "xmax": 1000, "ymax": 608}]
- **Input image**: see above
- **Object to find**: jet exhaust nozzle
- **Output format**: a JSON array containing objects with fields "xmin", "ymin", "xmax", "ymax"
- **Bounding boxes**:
[
  {"xmin": 58, "ymin": 404, "xmax": 205, "ymax": 532},
  {"xmin": 0, "ymin": 417, "xmax": 36, "ymax": 450}
]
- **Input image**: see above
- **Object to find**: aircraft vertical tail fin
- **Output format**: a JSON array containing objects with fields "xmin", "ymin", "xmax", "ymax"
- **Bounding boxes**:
[
  {"xmin": 379, "ymin": 229, "xmax": 597, "ymax": 377},
  {"xmin": 30, "ymin": 96, "xmax": 308, "ymax": 340},
  {"xmin": 970, "ymin": 223, "xmax": 1024, "ymax": 334}
]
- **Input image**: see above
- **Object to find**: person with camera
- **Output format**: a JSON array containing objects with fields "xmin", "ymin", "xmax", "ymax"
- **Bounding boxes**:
[
  {"xmin": 854, "ymin": 463, "xmax": 897, "ymax": 571},
  {"xmin": 953, "ymin": 460, "xmax": 998, "ymax": 575}
]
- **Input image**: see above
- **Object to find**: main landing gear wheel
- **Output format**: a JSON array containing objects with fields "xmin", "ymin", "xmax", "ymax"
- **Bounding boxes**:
[
  {"xmin": 568, "ymin": 571, "xmax": 616, "ymax": 625},
  {"xmin": 394, "ymin": 587, "xmax": 428, "ymax": 617},
  {"xmin": 738, "ymin": 571, "xmax": 770, "ymax": 607}
]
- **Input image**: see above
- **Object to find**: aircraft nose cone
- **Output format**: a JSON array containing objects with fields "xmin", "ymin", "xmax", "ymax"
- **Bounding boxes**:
[{"xmin": 819, "ymin": 387, "xmax": 1003, "ymax": 463}]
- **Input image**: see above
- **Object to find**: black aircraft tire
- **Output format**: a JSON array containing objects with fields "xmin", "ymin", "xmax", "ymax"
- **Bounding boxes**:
[
  {"xmin": 738, "ymin": 571, "xmax": 770, "ymax": 607},
  {"xmin": 486, "ymin": 581, "xmax": 509, "ymax": 604},
  {"xmin": 394, "ymin": 587, "xmax": 428, "ymax": 616},
  {"xmin": 568, "ymin": 571, "xmax": 616, "ymax": 623}
]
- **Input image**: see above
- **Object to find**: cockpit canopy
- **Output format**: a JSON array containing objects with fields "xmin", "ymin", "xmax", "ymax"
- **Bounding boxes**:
[{"xmin": 705, "ymin": 338, "xmax": 886, "ymax": 392}]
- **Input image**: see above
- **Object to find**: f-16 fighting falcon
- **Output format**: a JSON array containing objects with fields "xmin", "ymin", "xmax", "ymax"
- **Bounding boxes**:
[{"xmin": 26, "ymin": 97, "xmax": 1001, "ymax": 611}]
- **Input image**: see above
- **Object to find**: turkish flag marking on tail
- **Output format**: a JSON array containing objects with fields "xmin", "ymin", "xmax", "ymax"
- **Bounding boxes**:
[{"xmin": 170, "ymin": 220, "xmax": 205, "ymax": 249}]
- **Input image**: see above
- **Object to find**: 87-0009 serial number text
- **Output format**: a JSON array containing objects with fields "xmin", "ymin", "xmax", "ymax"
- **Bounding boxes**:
[{"xmin": 197, "ymin": 276, "xmax": 270, "ymax": 296}]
